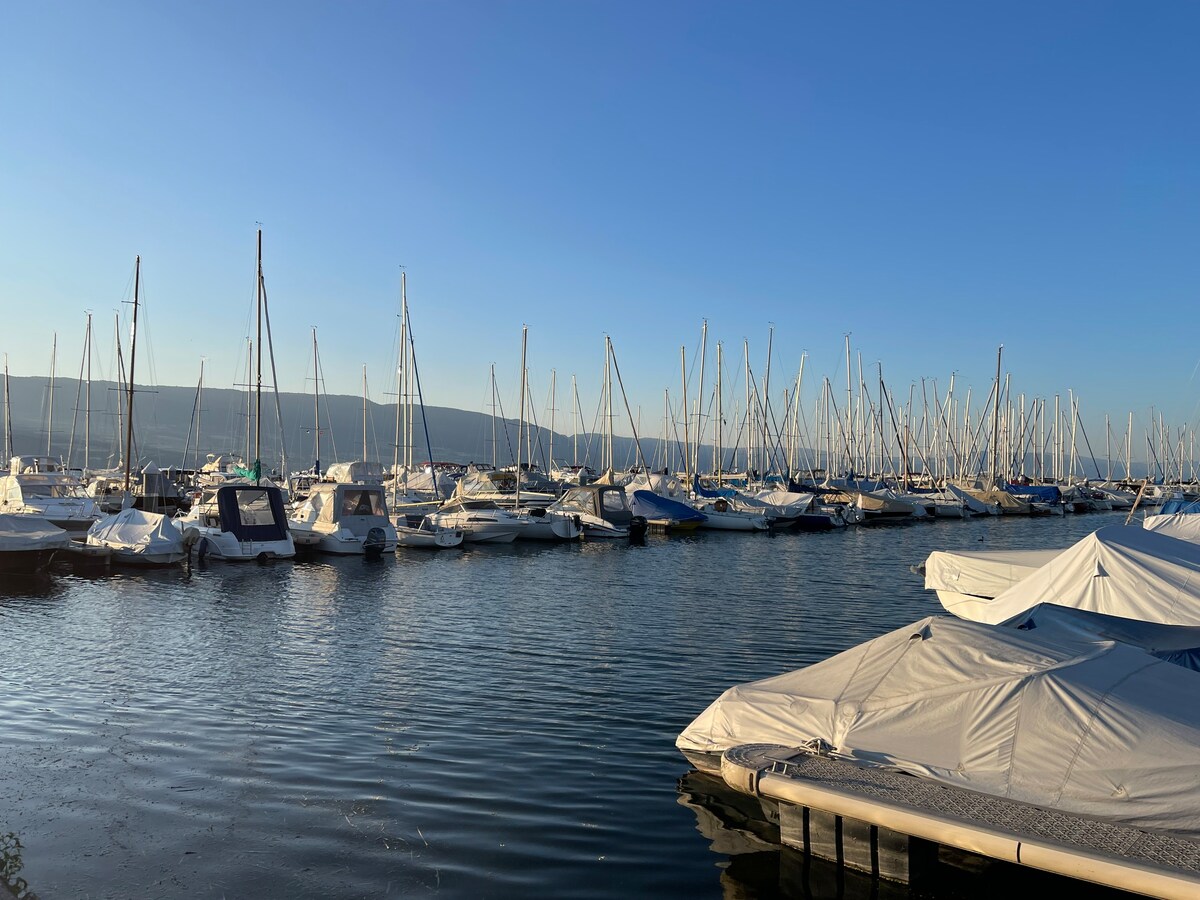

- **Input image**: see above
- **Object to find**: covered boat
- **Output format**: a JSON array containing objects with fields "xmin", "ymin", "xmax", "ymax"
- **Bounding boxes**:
[
  {"xmin": 87, "ymin": 508, "xmax": 192, "ymax": 566},
  {"xmin": 0, "ymin": 514, "xmax": 71, "ymax": 573},
  {"xmin": 921, "ymin": 546, "xmax": 1066, "ymax": 616},
  {"xmin": 392, "ymin": 514, "xmax": 464, "ymax": 550},
  {"xmin": 678, "ymin": 613, "xmax": 1200, "ymax": 839},
  {"xmin": 629, "ymin": 489, "xmax": 706, "ymax": 532},
  {"xmin": 942, "ymin": 525, "xmax": 1200, "ymax": 626}
]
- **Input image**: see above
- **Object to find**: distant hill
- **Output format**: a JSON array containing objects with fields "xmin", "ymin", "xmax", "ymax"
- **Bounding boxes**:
[{"xmin": 0, "ymin": 374, "xmax": 664, "ymax": 474}]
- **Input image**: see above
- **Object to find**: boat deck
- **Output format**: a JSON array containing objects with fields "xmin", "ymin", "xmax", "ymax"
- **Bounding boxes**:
[{"xmin": 721, "ymin": 744, "xmax": 1200, "ymax": 898}]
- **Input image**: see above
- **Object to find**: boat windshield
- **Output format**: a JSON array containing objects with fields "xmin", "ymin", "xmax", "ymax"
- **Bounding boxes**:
[
  {"xmin": 341, "ymin": 489, "xmax": 385, "ymax": 517},
  {"xmin": 600, "ymin": 490, "xmax": 629, "ymax": 512},
  {"xmin": 234, "ymin": 490, "xmax": 280, "ymax": 526},
  {"xmin": 15, "ymin": 482, "xmax": 86, "ymax": 499}
]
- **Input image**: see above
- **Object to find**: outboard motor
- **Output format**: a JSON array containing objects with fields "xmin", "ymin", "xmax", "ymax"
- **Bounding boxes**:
[{"xmin": 363, "ymin": 526, "xmax": 387, "ymax": 560}]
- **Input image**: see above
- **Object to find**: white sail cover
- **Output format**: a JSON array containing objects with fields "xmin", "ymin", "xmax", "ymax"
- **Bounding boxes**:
[
  {"xmin": 925, "ymin": 547, "xmax": 1065, "ymax": 608},
  {"xmin": 1143, "ymin": 512, "xmax": 1200, "ymax": 545},
  {"xmin": 948, "ymin": 525, "xmax": 1200, "ymax": 626},
  {"xmin": 87, "ymin": 508, "xmax": 185, "ymax": 554},
  {"xmin": 0, "ymin": 514, "xmax": 71, "ymax": 551},
  {"xmin": 677, "ymin": 614, "xmax": 1200, "ymax": 837}
]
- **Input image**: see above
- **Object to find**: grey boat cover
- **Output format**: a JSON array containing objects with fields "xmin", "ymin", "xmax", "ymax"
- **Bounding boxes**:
[
  {"xmin": 677, "ymin": 614, "xmax": 1200, "ymax": 838},
  {"xmin": 0, "ymin": 514, "xmax": 71, "ymax": 551},
  {"xmin": 949, "ymin": 525, "xmax": 1200, "ymax": 626},
  {"xmin": 1143, "ymin": 512, "xmax": 1200, "ymax": 545},
  {"xmin": 87, "ymin": 508, "xmax": 185, "ymax": 554},
  {"xmin": 925, "ymin": 546, "xmax": 1064, "ymax": 606}
]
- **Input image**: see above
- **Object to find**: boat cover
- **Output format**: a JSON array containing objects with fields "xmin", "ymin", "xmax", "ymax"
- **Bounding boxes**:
[
  {"xmin": 693, "ymin": 476, "xmax": 737, "ymax": 499},
  {"xmin": 0, "ymin": 514, "xmax": 71, "ymax": 551},
  {"xmin": 924, "ymin": 547, "xmax": 1065, "ymax": 603},
  {"xmin": 950, "ymin": 525, "xmax": 1200, "ymax": 626},
  {"xmin": 943, "ymin": 482, "xmax": 998, "ymax": 514},
  {"xmin": 1144, "ymin": 512, "xmax": 1200, "ymax": 544},
  {"xmin": 87, "ymin": 508, "xmax": 185, "ymax": 553},
  {"xmin": 677, "ymin": 614, "xmax": 1200, "ymax": 838},
  {"xmin": 1004, "ymin": 483, "xmax": 1061, "ymax": 502},
  {"xmin": 1006, "ymin": 603, "xmax": 1200, "ymax": 670},
  {"xmin": 629, "ymin": 490, "xmax": 706, "ymax": 523},
  {"xmin": 1159, "ymin": 496, "xmax": 1200, "ymax": 515}
]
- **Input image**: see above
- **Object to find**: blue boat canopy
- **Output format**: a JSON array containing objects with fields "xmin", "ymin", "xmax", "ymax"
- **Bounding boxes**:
[
  {"xmin": 1004, "ymin": 483, "xmax": 1061, "ymax": 503},
  {"xmin": 629, "ymin": 490, "xmax": 707, "ymax": 523}
]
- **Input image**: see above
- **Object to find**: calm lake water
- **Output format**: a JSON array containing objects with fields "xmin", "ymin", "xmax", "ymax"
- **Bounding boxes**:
[{"xmin": 1, "ymin": 510, "xmax": 1137, "ymax": 899}]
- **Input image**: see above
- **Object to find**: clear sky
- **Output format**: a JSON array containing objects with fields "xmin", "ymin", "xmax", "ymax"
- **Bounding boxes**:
[{"xmin": 2, "ymin": 2, "xmax": 1198, "ymax": 458}]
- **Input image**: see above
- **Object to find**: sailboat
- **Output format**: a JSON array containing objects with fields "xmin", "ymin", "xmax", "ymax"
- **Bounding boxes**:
[
  {"xmin": 87, "ymin": 257, "xmax": 192, "ymax": 565},
  {"xmin": 171, "ymin": 232, "xmax": 297, "ymax": 561}
]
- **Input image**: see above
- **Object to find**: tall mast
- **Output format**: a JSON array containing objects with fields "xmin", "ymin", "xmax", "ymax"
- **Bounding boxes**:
[
  {"xmin": 46, "ymin": 332, "xmax": 57, "ymax": 457},
  {"xmin": 197, "ymin": 359, "xmax": 205, "ymax": 472},
  {"xmin": 987, "ymin": 344, "xmax": 1002, "ymax": 489},
  {"xmin": 549, "ymin": 369, "xmax": 556, "ymax": 474},
  {"xmin": 571, "ymin": 373, "xmax": 579, "ymax": 466},
  {"xmin": 362, "ymin": 365, "xmax": 368, "ymax": 463},
  {"xmin": 844, "ymin": 333, "xmax": 853, "ymax": 476},
  {"xmin": 680, "ymin": 344, "xmax": 690, "ymax": 485},
  {"xmin": 716, "ymin": 341, "xmax": 723, "ymax": 477},
  {"xmin": 255, "ymin": 230, "xmax": 263, "ymax": 484},
  {"xmin": 312, "ymin": 327, "xmax": 321, "ymax": 475},
  {"xmin": 392, "ymin": 278, "xmax": 404, "ymax": 482},
  {"xmin": 694, "ymin": 319, "xmax": 707, "ymax": 477},
  {"xmin": 3, "ymin": 354, "xmax": 11, "ymax": 462},
  {"xmin": 516, "ymin": 326, "xmax": 527, "ymax": 508},
  {"xmin": 123, "ymin": 256, "xmax": 141, "ymax": 493},
  {"xmin": 490, "ymin": 363, "xmax": 498, "ymax": 470},
  {"xmin": 85, "ymin": 312, "xmax": 92, "ymax": 471},
  {"xmin": 604, "ymin": 336, "xmax": 614, "ymax": 471}
]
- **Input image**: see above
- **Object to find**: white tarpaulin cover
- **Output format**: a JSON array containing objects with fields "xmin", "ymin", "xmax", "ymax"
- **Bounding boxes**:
[
  {"xmin": 1143, "ymin": 512, "xmax": 1200, "ymax": 545},
  {"xmin": 87, "ymin": 508, "xmax": 185, "ymax": 553},
  {"xmin": 925, "ymin": 547, "xmax": 1065, "ymax": 610},
  {"xmin": 677, "ymin": 614, "xmax": 1200, "ymax": 837},
  {"xmin": 0, "ymin": 514, "xmax": 70, "ymax": 551},
  {"xmin": 949, "ymin": 525, "xmax": 1200, "ymax": 626}
]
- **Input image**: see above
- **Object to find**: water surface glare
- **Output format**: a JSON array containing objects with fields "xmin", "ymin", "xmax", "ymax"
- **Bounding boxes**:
[{"xmin": 1, "ymin": 512, "xmax": 1134, "ymax": 898}]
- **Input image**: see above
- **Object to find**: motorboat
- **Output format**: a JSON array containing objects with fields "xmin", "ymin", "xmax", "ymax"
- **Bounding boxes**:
[
  {"xmin": 689, "ymin": 497, "xmax": 769, "ymax": 531},
  {"xmin": 629, "ymin": 490, "xmax": 706, "ymax": 532},
  {"xmin": 546, "ymin": 484, "xmax": 647, "ymax": 539},
  {"xmin": 173, "ymin": 481, "xmax": 297, "ymax": 561},
  {"xmin": 0, "ymin": 457, "xmax": 103, "ymax": 532},
  {"xmin": 426, "ymin": 499, "xmax": 524, "ymax": 543},
  {"xmin": 918, "ymin": 545, "xmax": 1066, "ymax": 616},
  {"xmin": 87, "ymin": 508, "xmax": 192, "ymax": 567},
  {"xmin": 392, "ymin": 513, "xmax": 464, "ymax": 550},
  {"xmin": 288, "ymin": 481, "xmax": 397, "ymax": 556},
  {"xmin": 0, "ymin": 514, "xmax": 71, "ymax": 574},
  {"xmin": 452, "ymin": 465, "xmax": 556, "ymax": 508},
  {"xmin": 513, "ymin": 506, "xmax": 583, "ymax": 541}
]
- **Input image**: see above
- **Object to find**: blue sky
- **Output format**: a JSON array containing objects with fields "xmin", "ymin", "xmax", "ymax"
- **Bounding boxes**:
[{"xmin": 2, "ymin": 2, "xmax": 1197, "ymax": 458}]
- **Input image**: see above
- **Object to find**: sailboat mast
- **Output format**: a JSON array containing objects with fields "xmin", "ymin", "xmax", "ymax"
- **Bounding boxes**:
[
  {"xmin": 516, "ymin": 326, "xmax": 527, "ymax": 508},
  {"xmin": 3, "ymin": 354, "xmax": 11, "ymax": 463},
  {"xmin": 362, "ymin": 365, "xmax": 368, "ymax": 463},
  {"xmin": 312, "ymin": 327, "xmax": 321, "ymax": 475},
  {"xmin": 255, "ymin": 230, "xmax": 263, "ymax": 484},
  {"xmin": 549, "ymin": 369, "xmax": 556, "ymax": 474},
  {"xmin": 392, "ymin": 281, "xmax": 404, "ymax": 482},
  {"xmin": 694, "ymin": 319, "xmax": 707, "ymax": 478},
  {"xmin": 46, "ymin": 332, "xmax": 56, "ymax": 457},
  {"xmin": 988, "ymin": 344, "xmax": 1002, "ymax": 489},
  {"xmin": 123, "ymin": 256, "xmax": 140, "ymax": 493},
  {"xmin": 680, "ymin": 345, "xmax": 690, "ymax": 485},
  {"xmin": 716, "ymin": 341, "xmax": 723, "ymax": 477},
  {"xmin": 491, "ymin": 363, "xmax": 498, "ymax": 470},
  {"xmin": 571, "ymin": 373, "xmax": 578, "ymax": 466},
  {"xmin": 85, "ymin": 312, "xmax": 92, "ymax": 471}
]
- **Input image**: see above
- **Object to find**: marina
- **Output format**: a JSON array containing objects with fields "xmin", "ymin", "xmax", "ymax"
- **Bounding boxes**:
[{"xmin": 0, "ymin": 507, "xmax": 1176, "ymax": 899}]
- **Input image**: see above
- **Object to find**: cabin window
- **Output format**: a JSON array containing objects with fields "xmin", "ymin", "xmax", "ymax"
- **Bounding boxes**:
[
  {"xmin": 235, "ymin": 490, "xmax": 276, "ymax": 527},
  {"xmin": 342, "ymin": 490, "xmax": 384, "ymax": 517},
  {"xmin": 601, "ymin": 492, "xmax": 628, "ymax": 512}
]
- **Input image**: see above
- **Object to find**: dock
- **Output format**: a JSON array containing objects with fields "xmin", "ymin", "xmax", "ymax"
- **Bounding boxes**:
[{"xmin": 717, "ymin": 743, "xmax": 1200, "ymax": 899}]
